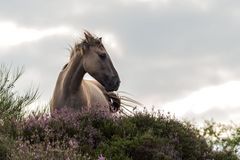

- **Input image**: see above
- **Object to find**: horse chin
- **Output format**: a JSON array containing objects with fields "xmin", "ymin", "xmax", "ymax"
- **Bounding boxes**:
[
  {"xmin": 105, "ymin": 84, "xmax": 119, "ymax": 92},
  {"xmin": 105, "ymin": 88, "xmax": 114, "ymax": 92}
]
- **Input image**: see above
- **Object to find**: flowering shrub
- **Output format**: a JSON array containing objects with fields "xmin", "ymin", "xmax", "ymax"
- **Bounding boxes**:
[
  {"xmin": 0, "ymin": 65, "xmax": 239, "ymax": 159},
  {"xmin": 0, "ymin": 108, "xmax": 239, "ymax": 159}
]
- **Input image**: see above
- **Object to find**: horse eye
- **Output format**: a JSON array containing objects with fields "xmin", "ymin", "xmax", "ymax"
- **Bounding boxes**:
[
  {"xmin": 99, "ymin": 53, "xmax": 107, "ymax": 59},
  {"xmin": 97, "ymin": 43, "xmax": 103, "ymax": 48}
]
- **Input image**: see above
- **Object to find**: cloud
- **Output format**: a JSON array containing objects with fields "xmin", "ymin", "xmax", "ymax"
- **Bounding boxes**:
[
  {"xmin": 160, "ymin": 81, "xmax": 240, "ymax": 120},
  {"xmin": 0, "ymin": 21, "xmax": 73, "ymax": 49},
  {"xmin": 0, "ymin": 0, "xmax": 240, "ymax": 123},
  {"xmin": 0, "ymin": 34, "xmax": 73, "ymax": 101},
  {"xmin": 93, "ymin": 30, "xmax": 124, "ymax": 58},
  {"xmin": 184, "ymin": 107, "xmax": 240, "ymax": 124}
]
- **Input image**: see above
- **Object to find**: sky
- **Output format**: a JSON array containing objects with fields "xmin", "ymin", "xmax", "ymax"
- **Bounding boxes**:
[{"xmin": 0, "ymin": 0, "xmax": 240, "ymax": 123}]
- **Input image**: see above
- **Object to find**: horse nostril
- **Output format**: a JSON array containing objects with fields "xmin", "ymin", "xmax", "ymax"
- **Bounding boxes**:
[
  {"xmin": 116, "ymin": 79, "xmax": 120, "ymax": 86},
  {"xmin": 114, "ymin": 78, "xmax": 120, "ymax": 88}
]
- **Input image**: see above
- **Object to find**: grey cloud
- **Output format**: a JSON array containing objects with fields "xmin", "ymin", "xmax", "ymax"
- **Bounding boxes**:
[
  {"xmin": 184, "ymin": 106, "xmax": 240, "ymax": 123},
  {"xmin": 118, "ymin": 53, "xmax": 240, "ymax": 103},
  {"xmin": 0, "ymin": 34, "xmax": 74, "ymax": 101}
]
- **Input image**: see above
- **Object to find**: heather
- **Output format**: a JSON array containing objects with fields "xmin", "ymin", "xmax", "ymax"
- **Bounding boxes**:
[
  {"xmin": 1, "ymin": 109, "xmax": 239, "ymax": 160},
  {"xmin": 0, "ymin": 65, "xmax": 239, "ymax": 160}
]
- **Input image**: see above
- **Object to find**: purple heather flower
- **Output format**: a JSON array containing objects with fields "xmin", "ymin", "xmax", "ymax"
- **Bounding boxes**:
[
  {"xmin": 69, "ymin": 138, "xmax": 78, "ymax": 149},
  {"xmin": 98, "ymin": 154, "xmax": 106, "ymax": 160}
]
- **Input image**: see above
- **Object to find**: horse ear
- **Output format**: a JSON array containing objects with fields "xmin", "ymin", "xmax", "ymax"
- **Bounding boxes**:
[
  {"xmin": 99, "ymin": 37, "xmax": 102, "ymax": 42},
  {"xmin": 84, "ymin": 31, "xmax": 92, "ymax": 43},
  {"xmin": 80, "ymin": 41, "xmax": 88, "ymax": 51}
]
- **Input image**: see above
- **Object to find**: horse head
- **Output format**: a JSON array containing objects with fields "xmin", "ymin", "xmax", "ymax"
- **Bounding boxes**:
[{"xmin": 72, "ymin": 31, "xmax": 120, "ymax": 91}]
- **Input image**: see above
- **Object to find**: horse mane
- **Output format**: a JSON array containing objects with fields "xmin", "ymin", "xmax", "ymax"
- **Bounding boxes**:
[
  {"xmin": 64, "ymin": 31, "xmax": 103, "ymax": 72},
  {"xmin": 69, "ymin": 31, "xmax": 103, "ymax": 60}
]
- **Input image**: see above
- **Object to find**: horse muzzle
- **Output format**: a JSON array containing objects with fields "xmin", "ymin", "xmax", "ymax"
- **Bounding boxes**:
[{"xmin": 105, "ymin": 76, "xmax": 120, "ymax": 92}]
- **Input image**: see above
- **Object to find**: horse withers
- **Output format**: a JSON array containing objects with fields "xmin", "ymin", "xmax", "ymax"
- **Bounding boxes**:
[{"xmin": 50, "ymin": 31, "xmax": 121, "ymax": 114}]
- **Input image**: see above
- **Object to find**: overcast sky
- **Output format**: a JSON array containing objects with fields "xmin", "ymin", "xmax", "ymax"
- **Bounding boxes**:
[{"xmin": 0, "ymin": 0, "xmax": 240, "ymax": 123}]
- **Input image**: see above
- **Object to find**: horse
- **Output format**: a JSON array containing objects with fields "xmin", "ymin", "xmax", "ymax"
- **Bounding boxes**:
[{"xmin": 50, "ymin": 31, "xmax": 121, "ymax": 114}]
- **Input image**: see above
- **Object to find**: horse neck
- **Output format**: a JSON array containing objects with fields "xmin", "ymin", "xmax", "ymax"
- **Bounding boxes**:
[{"xmin": 62, "ymin": 54, "xmax": 85, "ymax": 94}]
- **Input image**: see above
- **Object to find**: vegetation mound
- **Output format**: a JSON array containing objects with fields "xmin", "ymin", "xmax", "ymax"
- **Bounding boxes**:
[{"xmin": 0, "ymin": 65, "xmax": 239, "ymax": 160}]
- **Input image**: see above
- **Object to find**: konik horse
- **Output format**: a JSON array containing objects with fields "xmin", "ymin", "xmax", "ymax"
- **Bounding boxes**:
[{"xmin": 50, "ymin": 31, "xmax": 121, "ymax": 114}]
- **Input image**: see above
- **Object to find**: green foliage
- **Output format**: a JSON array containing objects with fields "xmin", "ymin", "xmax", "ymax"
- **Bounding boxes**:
[
  {"xmin": 9, "ymin": 140, "xmax": 91, "ymax": 160},
  {"xmin": 2, "ymin": 110, "xmax": 213, "ymax": 160},
  {"xmin": 1, "ymin": 109, "xmax": 240, "ymax": 160},
  {"xmin": 211, "ymin": 150, "xmax": 239, "ymax": 160},
  {"xmin": 0, "ymin": 135, "xmax": 13, "ymax": 160},
  {"xmin": 96, "ymin": 113, "xmax": 211, "ymax": 160},
  {"xmin": 0, "ymin": 65, "xmax": 39, "ymax": 160},
  {"xmin": 202, "ymin": 120, "xmax": 240, "ymax": 159},
  {"xmin": 0, "ymin": 65, "xmax": 38, "ymax": 122}
]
